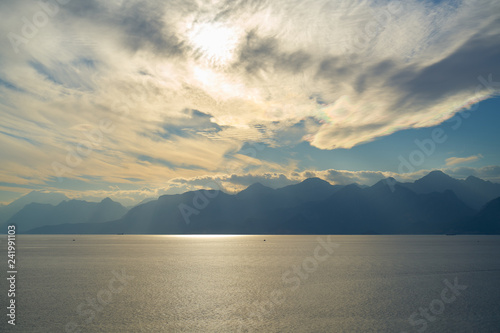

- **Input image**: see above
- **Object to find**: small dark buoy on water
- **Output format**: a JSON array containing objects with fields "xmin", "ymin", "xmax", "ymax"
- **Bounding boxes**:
[{"xmin": 73, "ymin": 239, "xmax": 75, "ymax": 241}]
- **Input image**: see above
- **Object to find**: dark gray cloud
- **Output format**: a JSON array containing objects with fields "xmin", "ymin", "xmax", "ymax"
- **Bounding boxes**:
[
  {"xmin": 119, "ymin": 2, "xmax": 186, "ymax": 55},
  {"xmin": 235, "ymin": 30, "xmax": 280, "ymax": 75},
  {"xmin": 2, "ymin": 0, "xmax": 500, "ymax": 197},
  {"xmin": 63, "ymin": 0, "xmax": 189, "ymax": 56},
  {"xmin": 388, "ymin": 19, "xmax": 500, "ymax": 111}
]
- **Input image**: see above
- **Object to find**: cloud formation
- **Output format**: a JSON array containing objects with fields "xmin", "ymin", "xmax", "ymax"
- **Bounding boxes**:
[
  {"xmin": 445, "ymin": 154, "xmax": 483, "ymax": 166},
  {"xmin": 4, "ymin": 164, "xmax": 496, "ymax": 206},
  {"xmin": 1, "ymin": 0, "xmax": 499, "ymax": 197}
]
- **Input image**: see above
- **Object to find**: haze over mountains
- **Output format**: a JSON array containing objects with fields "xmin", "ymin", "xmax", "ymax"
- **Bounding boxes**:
[
  {"xmin": 398, "ymin": 171, "xmax": 500, "ymax": 210},
  {"xmin": 4, "ymin": 171, "xmax": 500, "ymax": 235},
  {"xmin": 2, "ymin": 197, "xmax": 128, "ymax": 233},
  {"xmin": 0, "ymin": 191, "xmax": 69, "ymax": 224}
]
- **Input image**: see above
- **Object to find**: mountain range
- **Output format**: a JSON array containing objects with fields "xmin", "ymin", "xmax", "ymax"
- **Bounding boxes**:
[
  {"xmin": 3, "ymin": 198, "xmax": 127, "ymax": 233},
  {"xmin": 6, "ymin": 170, "xmax": 499, "ymax": 235},
  {"xmin": 0, "ymin": 191, "xmax": 69, "ymax": 224}
]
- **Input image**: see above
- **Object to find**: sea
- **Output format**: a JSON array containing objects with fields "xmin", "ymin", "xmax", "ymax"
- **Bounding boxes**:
[{"xmin": 1, "ymin": 235, "xmax": 499, "ymax": 332}]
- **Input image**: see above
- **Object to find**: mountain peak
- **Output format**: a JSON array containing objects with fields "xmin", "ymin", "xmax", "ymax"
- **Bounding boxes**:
[
  {"xmin": 465, "ymin": 175, "xmax": 484, "ymax": 183},
  {"xmin": 294, "ymin": 177, "xmax": 334, "ymax": 190},
  {"xmin": 416, "ymin": 170, "xmax": 455, "ymax": 184},
  {"xmin": 237, "ymin": 182, "xmax": 273, "ymax": 196},
  {"xmin": 245, "ymin": 182, "xmax": 267, "ymax": 190},
  {"xmin": 101, "ymin": 197, "xmax": 113, "ymax": 204},
  {"xmin": 372, "ymin": 177, "xmax": 399, "ymax": 190},
  {"xmin": 301, "ymin": 177, "xmax": 329, "ymax": 184},
  {"xmin": 425, "ymin": 170, "xmax": 450, "ymax": 178}
]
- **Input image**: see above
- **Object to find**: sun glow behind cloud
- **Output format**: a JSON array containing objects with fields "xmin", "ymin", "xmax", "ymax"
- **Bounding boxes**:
[
  {"xmin": 0, "ymin": 0, "xmax": 500, "ymax": 203},
  {"xmin": 187, "ymin": 22, "xmax": 241, "ymax": 67}
]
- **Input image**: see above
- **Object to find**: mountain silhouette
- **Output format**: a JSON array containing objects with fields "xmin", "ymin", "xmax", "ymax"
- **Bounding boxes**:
[
  {"xmin": 274, "ymin": 180, "xmax": 475, "ymax": 234},
  {"xmin": 6, "ymin": 198, "xmax": 127, "ymax": 233},
  {"xmin": 399, "ymin": 170, "xmax": 500, "ymax": 209},
  {"xmin": 0, "ymin": 191, "xmax": 69, "ymax": 224},
  {"xmin": 18, "ymin": 171, "xmax": 500, "ymax": 234},
  {"xmin": 463, "ymin": 197, "xmax": 500, "ymax": 234},
  {"xmin": 20, "ymin": 171, "xmax": 500, "ymax": 235}
]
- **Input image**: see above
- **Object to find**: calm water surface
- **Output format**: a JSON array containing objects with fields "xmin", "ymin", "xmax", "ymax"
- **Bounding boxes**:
[{"xmin": 1, "ymin": 235, "xmax": 500, "ymax": 332}]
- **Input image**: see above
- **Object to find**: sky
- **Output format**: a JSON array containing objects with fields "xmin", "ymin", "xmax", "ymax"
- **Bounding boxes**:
[{"xmin": 0, "ymin": 0, "xmax": 499, "ymax": 206}]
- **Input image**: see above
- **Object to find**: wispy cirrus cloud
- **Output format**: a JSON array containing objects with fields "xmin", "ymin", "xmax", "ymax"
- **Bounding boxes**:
[
  {"xmin": 445, "ymin": 154, "xmax": 483, "ymax": 166},
  {"xmin": 0, "ymin": 0, "xmax": 499, "ymax": 198}
]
